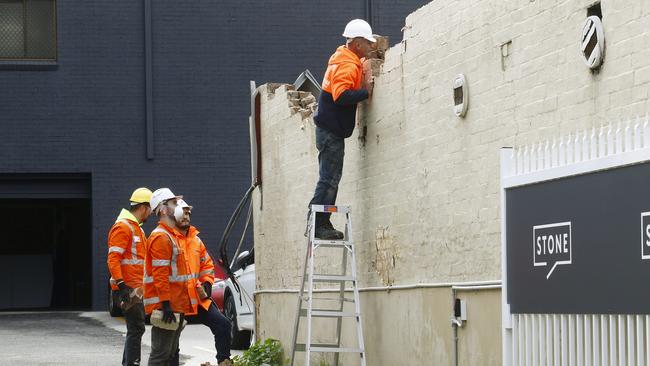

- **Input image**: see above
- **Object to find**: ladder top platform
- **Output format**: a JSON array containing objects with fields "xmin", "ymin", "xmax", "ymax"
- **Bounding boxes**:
[{"xmin": 309, "ymin": 205, "xmax": 350, "ymax": 213}]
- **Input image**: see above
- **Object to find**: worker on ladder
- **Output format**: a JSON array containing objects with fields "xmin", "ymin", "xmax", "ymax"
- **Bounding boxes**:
[{"xmin": 308, "ymin": 19, "xmax": 376, "ymax": 239}]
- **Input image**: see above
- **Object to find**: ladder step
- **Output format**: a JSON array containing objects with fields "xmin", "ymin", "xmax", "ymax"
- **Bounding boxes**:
[
  {"xmin": 312, "ymin": 274, "xmax": 355, "ymax": 283},
  {"xmin": 310, "ymin": 346, "xmax": 364, "ymax": 353},
  {"xmin": 294, "ymin": 344, "xmax": 364, "ymax": 353},
  {"xmin": 310, "ymin": 296, "xmax": 355, "ymax": 302},
  {"xmin": 294, "ymin": 343, "xmax": 339, "ymax": 352},
  {"xmin": 300, "ymin": 309, "xmax": 359, "ymax": 318},
  {"xmin": 300, "ymin": 295, "xmax": 355, "ymax": 303},
  {"xmin": 313, "ymin": 239, "xmax": 350, "ymax": 247}
]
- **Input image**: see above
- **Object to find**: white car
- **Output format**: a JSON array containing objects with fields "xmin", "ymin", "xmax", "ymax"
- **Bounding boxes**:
[{"xmin": 212, "ymin": 248, "xmax": 255, "ymax": 349}]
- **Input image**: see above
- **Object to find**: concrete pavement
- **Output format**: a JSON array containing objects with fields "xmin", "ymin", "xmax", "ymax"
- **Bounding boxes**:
[
  {"xmin": 0, "ymin": 311, "xmax": 243, "ymax": 366},
  {"xmin": 83, "ymin": 311, "xmax": 244, "ymax": 365}
]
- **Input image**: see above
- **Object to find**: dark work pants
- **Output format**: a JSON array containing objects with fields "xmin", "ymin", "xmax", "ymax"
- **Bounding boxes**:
[
  {"xmin": 172, "ymin": 303, "xmax": 232, "ymax": 364},
  {"xmin": 308, "ymin": 126, "xmax": 345, "ymax": 226},
  {"xmin": 122, "ymin": 303, "xmax": 145, "ymax": 366},
  {"xmin": 148, "ymin": 318, "xmax": 184, "ymax": 366}
]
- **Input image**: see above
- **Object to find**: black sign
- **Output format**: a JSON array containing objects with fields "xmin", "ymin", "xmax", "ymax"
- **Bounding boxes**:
[
  {"xmin": 642, "ymin": 213, "xmax": 650, "ymax": 259},
  {"xmin": 506, "ymin": 161, "xmax": 650, "ymax": 314}
]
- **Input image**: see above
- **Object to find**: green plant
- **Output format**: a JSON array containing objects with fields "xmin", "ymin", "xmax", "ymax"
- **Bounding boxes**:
[{"xmin": 232, "ymin": 338, "xmax": 286, "ymax": 366}]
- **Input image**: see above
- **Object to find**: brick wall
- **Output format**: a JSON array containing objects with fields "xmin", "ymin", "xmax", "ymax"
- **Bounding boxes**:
[
  {"xmin": 255, "ymin": 0, "xmax": 650, "ymax": 290},
  {"xmin": 254, "ymin": 0, "xmax": 650, "ymax": 363}
]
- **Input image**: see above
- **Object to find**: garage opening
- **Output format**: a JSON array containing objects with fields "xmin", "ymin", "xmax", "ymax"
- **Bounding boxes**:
[{"xmin": 0, "ymin": 174, "xmax": 91, "ymax": 310}]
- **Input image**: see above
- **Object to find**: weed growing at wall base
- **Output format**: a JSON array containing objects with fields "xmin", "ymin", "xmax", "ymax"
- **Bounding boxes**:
[{"xmin": 232, "ymin": 338, "xmax": 286, "ymax": 366}]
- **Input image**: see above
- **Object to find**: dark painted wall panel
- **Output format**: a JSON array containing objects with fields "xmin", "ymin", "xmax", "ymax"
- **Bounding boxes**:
[{"xmin": 0, "ymin": 0, "xmax": 429, "ymax": 309}]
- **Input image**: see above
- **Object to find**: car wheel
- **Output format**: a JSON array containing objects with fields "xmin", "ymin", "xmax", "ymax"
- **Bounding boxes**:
[
  {"xmin": 108, "ymin": 288, "xmax": 122, "ymax": 317},
  {"xmin": 224, "ymin": 294, "xmax": 251, "ymax": 349}
]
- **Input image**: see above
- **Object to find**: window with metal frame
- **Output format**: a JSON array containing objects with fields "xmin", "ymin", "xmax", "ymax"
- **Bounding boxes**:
[{"xmin": 0, "ymin": 0, "xmax": 56, "ymax": 60}]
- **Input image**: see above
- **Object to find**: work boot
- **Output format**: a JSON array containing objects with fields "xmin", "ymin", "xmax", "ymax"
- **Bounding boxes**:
[
  {"xmin": 315, "ymin": 222, "xmax": 344, "ymax": 240},
  {"xmin": 323, "ymin": 220, "xmax": 344, "ymax": 239},
  {"xmin": 218, "ymin": 359, "xmax": 233, "ymax": 366}
]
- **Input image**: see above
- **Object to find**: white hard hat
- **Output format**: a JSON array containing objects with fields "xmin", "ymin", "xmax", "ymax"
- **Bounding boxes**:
[
  {"xmin": 150, "ymin": 188, "xmax": 182, "ymax": 212},
  {"xmin": 342, "ymin": 19, "xmax": 376, "ymax": 43}
]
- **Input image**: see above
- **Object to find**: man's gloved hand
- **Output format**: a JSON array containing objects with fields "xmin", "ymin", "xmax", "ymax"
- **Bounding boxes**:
[
  {"xmin": 161, "ymin": 301, "xmax": 176, "ymax": 324},
  {"xmin": 117, "ymin": 281, "xmax": 132, "ymax": 304},
  {"xmin": 202, "ymin": 282, "xmax": 212, "ymax": 299}
]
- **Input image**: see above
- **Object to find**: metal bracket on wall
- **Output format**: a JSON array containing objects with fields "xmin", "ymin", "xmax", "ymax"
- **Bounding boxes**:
[{"xmin": 250, "ymin": 80, "xmax": 262, "ymax": 210}]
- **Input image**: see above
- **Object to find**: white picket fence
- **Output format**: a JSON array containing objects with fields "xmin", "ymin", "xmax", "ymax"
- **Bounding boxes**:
[
  {"xmin": 500, "ymin": 115, "xmax": 650, "ymax": 366},
  {"xmin": 503, "ymin": 115, "xmax": 650, "ymax": 180},
  {"xmin": 511, "ymin": 314, "xmax": 650, "ymax": 366}
]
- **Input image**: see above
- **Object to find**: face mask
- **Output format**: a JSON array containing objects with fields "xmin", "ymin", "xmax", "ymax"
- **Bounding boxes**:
[{"xmin": 174, "ymin": 204, "xmax": 185, "ymax": 222}]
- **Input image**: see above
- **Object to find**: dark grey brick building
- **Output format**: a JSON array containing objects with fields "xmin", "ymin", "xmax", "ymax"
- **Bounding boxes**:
[{"xmin": 0, "ymin": 0, "xmax": 429, "ymax": 310}]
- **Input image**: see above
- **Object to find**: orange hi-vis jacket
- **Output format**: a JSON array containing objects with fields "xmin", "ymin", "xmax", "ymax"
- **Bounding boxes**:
[
  {"xmin": 314, "ymin": 45, "xmax": 369, "ymax": 138},
  {"xmin": 321, "ymin": 45, "xmax": 363, "ymax": 101},
  {"xmin": 181, "ymin": 225, "xmax": 216, "ymax": 311},
  {"xmin": 107, "ymin": 209, "xmax": 147, "ymax": 290},
  {"xmin": 143, "ymin": 222, "xmax": 199, "ymax": 315}
]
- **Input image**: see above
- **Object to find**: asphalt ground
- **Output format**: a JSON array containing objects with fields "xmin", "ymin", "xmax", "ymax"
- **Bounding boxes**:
[
  {"xmin": 0, "ymin": 311, "xmax": 145, "ymax": 365},
  {"xmin": 0, "ymin": 311, "xmax": 243, "ymax": 366}
]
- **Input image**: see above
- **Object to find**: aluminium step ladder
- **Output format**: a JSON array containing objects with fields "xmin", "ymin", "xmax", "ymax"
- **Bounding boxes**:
[{"xmin": 290, "ymin": 204, "xmax": 366, "ymax": 366}]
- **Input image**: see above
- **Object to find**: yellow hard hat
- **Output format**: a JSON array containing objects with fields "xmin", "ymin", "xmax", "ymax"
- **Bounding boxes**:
[{"xmin": 130, "ymin": 187, "xmax": 153, "ymax": 205}]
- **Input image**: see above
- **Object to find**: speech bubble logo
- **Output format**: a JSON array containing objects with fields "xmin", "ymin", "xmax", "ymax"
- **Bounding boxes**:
[{"xmin": 533, "ymin": 222, "xmax": 572, "ymax": 279}]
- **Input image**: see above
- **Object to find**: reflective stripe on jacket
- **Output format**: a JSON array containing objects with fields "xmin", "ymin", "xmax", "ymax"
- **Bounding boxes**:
[
  {"xmin": 143, "ymin": 222, "xmax": 199, "ymax": 315},
  {"xmin": 107, "ymin": 209, "xmax": 147, "ymax": 290},
  {"xmin": 182, "ymin": 226, "xmax": 215, "ymax": 310}
]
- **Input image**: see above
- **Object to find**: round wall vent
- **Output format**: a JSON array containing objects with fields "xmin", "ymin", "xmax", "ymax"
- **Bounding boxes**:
[
  {"xmin": 581, "ymin": 16, "xmax": 605, "ymax": 69},
  {"xmin": 453, "ymin": 74, "xmax": 468, "ymax": 118}
]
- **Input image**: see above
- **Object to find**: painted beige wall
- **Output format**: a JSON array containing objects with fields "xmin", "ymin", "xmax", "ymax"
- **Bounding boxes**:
[
  {"xmin": 255, "ymin": 288, "xmax": 503, "ymax": 366},
  {"xmin": 252, "ymin": 0, "xmax": 650, "ymax": 364},
  {"xmin": 455, "ymin": 289, "xmax": 502, "ymax": 366}
]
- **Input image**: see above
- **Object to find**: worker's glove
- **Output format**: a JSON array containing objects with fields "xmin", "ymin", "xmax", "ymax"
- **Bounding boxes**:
[
  {"xmin": 161, "ymin": 301, "xmax": 176, "ymax": 324},
  {"xmin": 202, "ymin": 282, "xmax": 212, "ymax": 299},
  {"xmin": 117, "ymin": 281, "xmax": 132, "ymax": 304}
]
